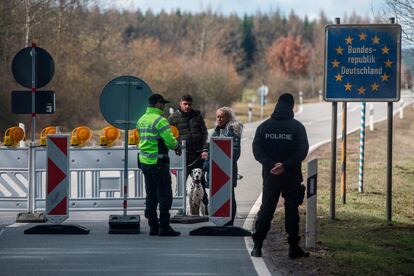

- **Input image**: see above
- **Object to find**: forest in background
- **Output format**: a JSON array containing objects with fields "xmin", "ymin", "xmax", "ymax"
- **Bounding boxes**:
[{"xmin": 0, "ymin": 0, "xmax": 412, "ymax": 134}]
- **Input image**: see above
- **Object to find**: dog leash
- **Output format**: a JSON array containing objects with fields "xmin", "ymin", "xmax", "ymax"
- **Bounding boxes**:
[{"xmin": 186, "ymin": 153, "xmax": 205, "ymax": 168}]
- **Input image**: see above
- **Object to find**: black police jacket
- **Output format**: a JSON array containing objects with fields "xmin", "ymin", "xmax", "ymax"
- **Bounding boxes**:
[
  {"xmin": 252, "ymin": 101, "xmax": 309, "ymax": 183},
  {"xmin": 168, "ymin": 109, "xmax": 208, "ymax": 164}
]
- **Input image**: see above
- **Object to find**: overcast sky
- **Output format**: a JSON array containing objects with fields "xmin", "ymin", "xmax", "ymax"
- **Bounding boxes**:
[{"xmin": 104, "ymin": 0, "xmax": 385, "ymax": 20}]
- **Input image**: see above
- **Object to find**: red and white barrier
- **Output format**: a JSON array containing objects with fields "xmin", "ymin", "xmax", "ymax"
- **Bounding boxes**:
[
  {"xmin": 46, "ymin": 135, "xmax": 69, "ymax": 224},
  {"xmin": 209, "ymin": 137, "xmax": 233, "ymax": 226}
]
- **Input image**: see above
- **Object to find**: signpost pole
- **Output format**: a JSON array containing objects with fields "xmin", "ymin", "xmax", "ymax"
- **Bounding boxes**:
[
  {"xmin": 123, "ymin": 81, "xmax": 131, "ymax": 217},
  {"xmin": 101, "ymin": 76, "xmax": 151, "ymax": 234},
  {"xmin": 13, "ymin": 45, "xmax": 54, "ymax": 223},
  {"xmin": 386, "ymin": 17, "xmax": 395, "ymax": 225},
  {"xmin": 340, "ymin": 101, "xmax": 347, "ymax": 204},
  {"xmin": 28, "ymin": 43, "xmax": 37, "ymax": 215},
  {"xmin": 329, "ymin": 17, "xmax": 340, "ymax": 220},
  {"xmin": 387, "ymin": 101, "xmax": 393, "ymax": 224},
  {"xmin": 330, "ymin": 102, "xmax": 337, "ymax": 220},
  {"xmin": 358, "ymin": 102, "xmax": 366, "ymax": 193},
  {"xmin": 31, "ymin": 43, "xmax": 36, "ymax": 143},
  {"xmin": 248, "ymin": 102, "xmax": 252, "ymax": 123},
  {"xmin": 257, "ymin": 84, "xmax": 268, "ymax": 120},
  {"xmin": 260, "ymin": 92, "xmax": 264, "ymax": 120}
]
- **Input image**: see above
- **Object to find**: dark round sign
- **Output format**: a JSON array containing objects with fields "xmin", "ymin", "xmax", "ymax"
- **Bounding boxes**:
[
  {"xmin": 100, "ymin": 76, "xmax": 153, "ymax": 130},
  {"xmin": 11, "ymin": 46, "xmax": 55, "ymax": 89}
]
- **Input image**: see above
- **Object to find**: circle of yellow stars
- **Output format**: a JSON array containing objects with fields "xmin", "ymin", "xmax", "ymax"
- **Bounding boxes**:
[{"xmin": 331, "ymin": 32, "xmax": 393, "ymax": 96}]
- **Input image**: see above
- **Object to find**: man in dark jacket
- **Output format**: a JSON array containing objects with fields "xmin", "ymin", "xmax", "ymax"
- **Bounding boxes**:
[
  {"xmin": 251, "ymin": 93, "xmax": 309, "ymax": 259},
  {"xmin": 168, "ymin": 95, "xmax": 209, "ymax": 210}
]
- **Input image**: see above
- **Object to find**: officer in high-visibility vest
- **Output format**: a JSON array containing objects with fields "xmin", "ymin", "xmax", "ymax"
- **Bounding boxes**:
[{"xmin": 137, "ymin": 94, "xmax": 182, "ymax": 236}]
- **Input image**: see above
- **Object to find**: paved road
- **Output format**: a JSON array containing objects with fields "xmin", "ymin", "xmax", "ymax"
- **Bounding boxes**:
[{"xmin": 0, "ymin": 92, "xmax": 412, "ymax": 276}]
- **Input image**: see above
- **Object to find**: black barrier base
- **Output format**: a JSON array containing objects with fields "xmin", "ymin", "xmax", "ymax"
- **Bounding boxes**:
[
  {"xmin": 24, "ymin": 224, "xmax": 89, "ymax": 234},
  {"xmin": 170, "ymin": 215, "xmax": 209, "ymax": 224},
  {"xmin": 108, "ymin": 214, "xmax": 140, "ymax": 234},
  {"xmin": 190, "ymin": 226, "xmax": 251, "ymax": 236},
  {"xmin": 16, "ymin": 212, "xmax": 47, "ymax": 223}
]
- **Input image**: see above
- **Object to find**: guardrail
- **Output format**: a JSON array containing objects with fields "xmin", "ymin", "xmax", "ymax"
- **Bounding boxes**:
[{"xmin": 0, "ymin": 144, "xmax": 187, "ymax": 212}]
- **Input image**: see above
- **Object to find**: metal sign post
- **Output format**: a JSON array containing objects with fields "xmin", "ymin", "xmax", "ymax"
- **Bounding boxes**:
[
  {"xmin": 100, "ymin": 75, "xmax": 152, "ymax": 234},
  {"xmin": 12, "ymin": 44, "xmax": 55, "ymax": 223},
  {"xmin": 341, "ymin": 100, "xmax": 347, "ymax": 204},
  {"xmin": 358, "ymin": 102, "xmax": 366, "ymax": 193},
  {"xmin": 257, "ymin": 84, "xmax": 268, "ymax": 120},
  {"xmin": 115, "ymin": 80, "xmax": 135, "ymax": 219},
  {"xmin": 386, "ymin": 17, "xmax": 396, "ymax": 225},
  {"xmin": 248, "ymin": 102, "xmax": 252, "ymax": 123},
  {"xmin": 324, "ymin": 19, "xmax": 401, "ymax": 222},
  {"xmin": 328, "ymin": 17, "xmax": 340, "ymax": 220}
]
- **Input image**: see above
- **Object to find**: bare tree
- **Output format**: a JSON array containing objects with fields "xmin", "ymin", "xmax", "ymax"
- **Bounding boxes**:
[{"xmin": 384, "ymin": 0, "xmax": 414, "ymax": 46}]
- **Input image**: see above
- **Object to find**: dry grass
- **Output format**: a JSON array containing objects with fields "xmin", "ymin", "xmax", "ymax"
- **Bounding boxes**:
[
  {"xmin": 265, "ymin": 105, "xmax": 414, "ymax": 275},
  {"xmin": 232, "ymin": 102, "xmax": 276, "ymax": 123}
]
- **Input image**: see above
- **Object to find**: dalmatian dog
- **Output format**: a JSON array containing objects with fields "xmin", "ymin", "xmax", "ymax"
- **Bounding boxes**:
[{"xmin": 189, "ymin": 168, "xmax": 207, "ymax": 216}]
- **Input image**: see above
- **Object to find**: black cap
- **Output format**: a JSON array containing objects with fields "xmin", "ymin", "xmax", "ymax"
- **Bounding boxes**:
[
  {"xmin": 148, "ymin": 93, "xmax": 170, "ymax": 104},
  {"xmin": 277, "ymin": 93, "xmax": 294, "ymax": 109}
]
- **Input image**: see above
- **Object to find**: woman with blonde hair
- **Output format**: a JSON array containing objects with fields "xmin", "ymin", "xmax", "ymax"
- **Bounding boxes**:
[{"xmin": 202, "ymin": 106, "xmax": 243, "ymax": 225}]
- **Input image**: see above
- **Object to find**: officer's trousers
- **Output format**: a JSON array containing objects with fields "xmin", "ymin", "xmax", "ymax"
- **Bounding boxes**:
[
  {"xmin": 252, "ymin": 171, "xmax": 302, "ymax": 246},
  {"xmin": 141, "ymin": 162, "xmax": 172, "ymax": 228}
]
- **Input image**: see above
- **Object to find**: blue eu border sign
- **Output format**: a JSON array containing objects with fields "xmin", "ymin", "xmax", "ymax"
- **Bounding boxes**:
[{"xmin": 324, "ymin": 24, "xmax": 401, "ymax": 102}]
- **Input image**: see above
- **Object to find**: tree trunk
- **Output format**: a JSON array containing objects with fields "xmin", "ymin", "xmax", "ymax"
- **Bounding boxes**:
[{"xmin": 24, "ymin": 0, "xmax": 32, "ymax": 47}]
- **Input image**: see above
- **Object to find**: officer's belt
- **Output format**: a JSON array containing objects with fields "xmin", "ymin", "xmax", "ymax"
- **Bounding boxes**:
[{"xmin": 140, "ymin": 152, "xmax": 169, "ymax": 159}]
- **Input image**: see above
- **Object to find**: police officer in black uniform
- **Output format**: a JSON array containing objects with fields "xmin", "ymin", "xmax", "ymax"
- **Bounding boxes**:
[{"xmin": 251, "ymin": 93, "xmax": 309, "ymax": 259}]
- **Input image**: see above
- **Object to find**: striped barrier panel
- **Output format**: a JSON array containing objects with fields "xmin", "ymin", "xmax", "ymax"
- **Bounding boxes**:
[
  {"xmin": 46, "ymin": 135, "xmax": 69, "ymax": 224},
  {"xmin": 209, "ymin": 137, "xmax": 233, "ymax": 227}
]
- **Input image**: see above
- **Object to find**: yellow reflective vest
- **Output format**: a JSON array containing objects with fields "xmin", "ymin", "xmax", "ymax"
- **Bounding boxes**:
[{"xmin": 136, "ymin": 107, "xmax": 179, "ymax": 165}]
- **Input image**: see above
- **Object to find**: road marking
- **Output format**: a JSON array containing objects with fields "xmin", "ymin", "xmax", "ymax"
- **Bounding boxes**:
[
  {"xmin": 243, "ymin": 193, "xmax": 281, "ymax": 276},
  {"xmin": 7, "ymin": 223, "xmax": 27, "ymax": 228},
  {"xmin": 0, "ymin": 228, "xmax": 4, "ymax": 236}
]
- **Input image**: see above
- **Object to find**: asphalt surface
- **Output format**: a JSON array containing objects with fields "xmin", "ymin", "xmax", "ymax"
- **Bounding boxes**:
[{"xmin": 1, "ymin": 92, "xmax": 412, "ymax": 276}]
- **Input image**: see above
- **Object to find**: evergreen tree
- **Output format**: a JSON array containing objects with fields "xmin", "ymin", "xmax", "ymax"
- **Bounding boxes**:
[{"xmin": 240, "ymin": 15, "xmax": 257, "ymax": 71}]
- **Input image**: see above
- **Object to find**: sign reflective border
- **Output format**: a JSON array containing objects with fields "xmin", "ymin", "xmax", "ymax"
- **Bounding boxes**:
[
  {"xmin": 324, "ymin": 24, "xmax": 401, "ymax": 102},
  {"xmin": 209, "ymin": 137, "xmax": 233, "ymax": 227},
  {"xmin": 46, "ymin": 135, "xmax": 69, "ymax": 224}
]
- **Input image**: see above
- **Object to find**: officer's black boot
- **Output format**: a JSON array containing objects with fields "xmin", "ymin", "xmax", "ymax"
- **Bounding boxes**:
[
  {"xmin": 288, "ymin": 244, "xmax": 309, "ymax": 259},
  {"xmin": 251, "ymin": 241, "xmax": 263, "ymax": 257},
  {"xmin": 159, "ymin": 225, "xmax": 180, "ymax": 236}
]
